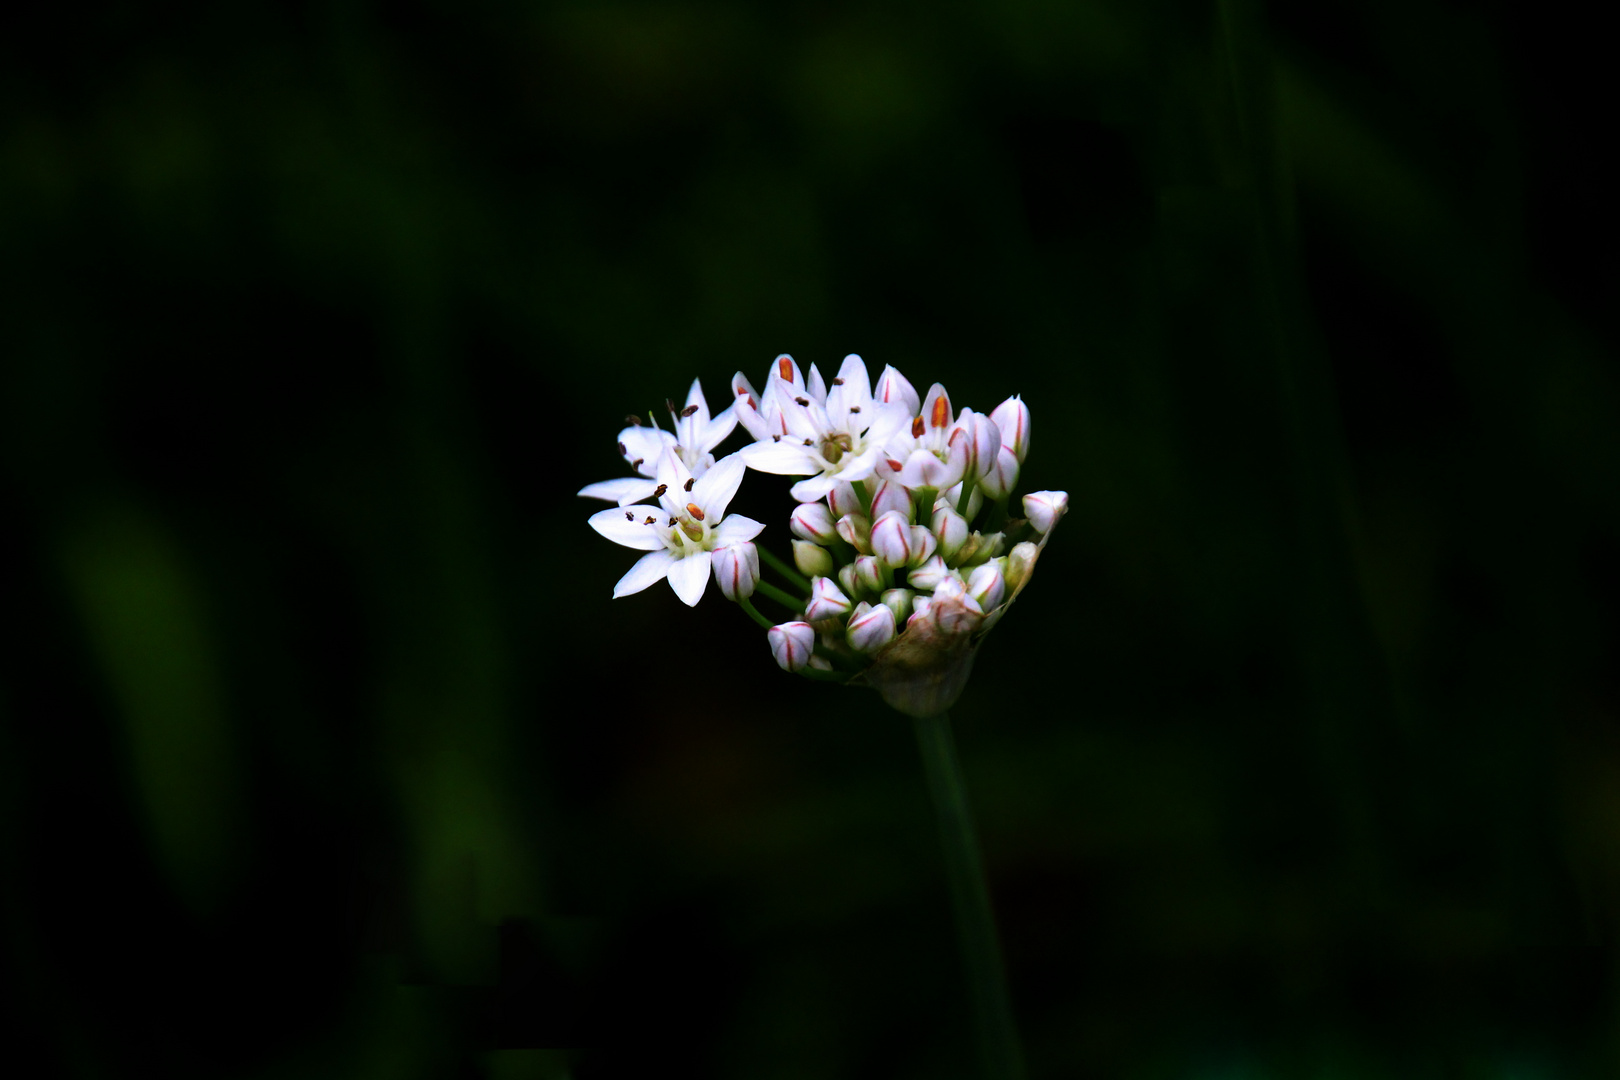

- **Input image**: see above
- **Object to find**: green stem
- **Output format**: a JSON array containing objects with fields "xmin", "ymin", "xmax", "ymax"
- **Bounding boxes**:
[
  {"xmin": 736, "ymin": 593, "xmax": 775, "ymax": 630},
  {"xmin": 754, "ymin": 580, "xmax": 805, "ymax": 613},
  {"xmin": 956, "ymin": 474, "xmax": 978, "ymax": 519},
  {"xmin": 758, "ymin": 545, "xmax": 813, "ymax": 593},
  {"xmin": 854, "ymin": 479, "xmax": 874, "ymax": 516},
  {"xmin": 911, "ymin": 712, "xmax": 1024, "ymax": 1080}
]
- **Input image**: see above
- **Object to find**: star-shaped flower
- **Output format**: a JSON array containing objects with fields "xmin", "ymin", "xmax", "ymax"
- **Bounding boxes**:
[
  {"xmin": 578, "ymin": 378, "xmax": 738, "ymax": 506},
  {"xmin": 586, "ymin": 449, "xmax": 763, "ymax": 606},
  {"xmin": 732, "ymin": 354, "xmax": 914, "ymax": 502}
]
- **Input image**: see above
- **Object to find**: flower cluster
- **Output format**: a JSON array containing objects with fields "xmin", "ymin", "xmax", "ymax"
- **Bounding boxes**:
[{"xmin": 581, "ymin": 355, "xmax": 1067, "ymax": 716}]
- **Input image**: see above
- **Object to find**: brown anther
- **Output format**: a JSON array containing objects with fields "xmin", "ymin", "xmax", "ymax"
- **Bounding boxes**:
[
  {"xmin": 644, "ymin": 516, "xmax": 656, "ymax": 525},
  {"xmin": 803, "ymin": 438, "xmax": 813, "ymax": 446},
  {"xmin": 618, "ymin": 441, "xmax": 628, "ymax": 455},
  {"xmin": 931, "ymin": 396, "xmax": 949, "ymax": 428},
  {"xmin": 625, "ymin": 512, "xmax": 635, "ymax": 521},
  {"xmin": 653, "ymin": 484, "xmax": 667, "ymax": 498},
  {"xmin": 911, "ymin": 416, "xmax": 926, "ymax": 438},
  {"xmin": 683, "ymin": 477, "xmax": 696, "ymax": 492},
  {"xmin": 795, "ymin": 396, "xmax": 810, "ymax": 407},
  {"xmin": 772, "ymin": 434, "xmax": 781, "ymax": 442},
  {"xmin": 831, "ymin": 377, "xmax": 845, "ymax": 385},
  {"xmin": 669, "ymin": 517, "xmax": 678, "ymax": 527},
  {"xmin": 680, "ymin": 404, "xmax": 699, "ymax": 418},
  {"xmin": 631, "ymin": 458, "xmax": 644, "ymax": 470},
  {"xmin": 625, "ymin": 415, "xmax": 642, "ymax": 426},
  {"xmin": 849, "ymin": 406, "xmax": 861, "ymax": 413},
  {"xmin": 686, "ymin": 503, "xmax": 705, "ymax": 521},
  {"xmin": 665, "ymin": 399, "xmax": 678, "ymax": 415},
  {"xmin": 778, "ymin": 356, "xmax": 793, "ymax": 381}
]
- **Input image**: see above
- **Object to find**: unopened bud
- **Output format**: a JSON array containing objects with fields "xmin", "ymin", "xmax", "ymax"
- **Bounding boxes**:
[
  {"xmin": 846, "ymin": 601, "xmax": 897, "ymax": 653},
  {"xmin": 966, "ymin": 561, "xmax": 1006, "ymax": 612},
  {"xmin": 806, "ymin": 576, "xmax": 853, "ymax": 621},
  {"xmin": 836, "ymin": 513, "xmax": 872, "ymax": 554},
  {"xmin": 793, "ymin": 538, "xmax": 835, "ymax": 578},
  {"xmin": 869, "ymin": 479, "xmax": 912, "ymax": 522},
  {"xmin": 1022, "ymin": 490, "xmax": 1069, "ymax": 534},
  {"xmin": 870, "ymin": 510, "xmax": 914, "ymax": 569},
  {"xmin": 880, "ymin": 587, "xmax": 914, "ymax": 624},
  {"xmin": 931, "ymin": 506, "xmax": 970, "ymax": 561},
  {"xmin": 791, "ymin": 502, "xmax": 838, "ymax": 544},
  {"xmin": 838, "ymin": 563, "xmax": 861, "ymax": 601},
  {"xmin": 989, "ymin": 394, "xmax": 1031, "ymax": 464},
  {"xmin": 976, "ymin": 444, "xmax": 1020, "ymax": 500},
  {"xmin": 961, "ymin": 532, "xmax": 1004, "ymax": 567},
  {"xmin": 908, "ymin": 555, "xmax": 954, "ymax": 592},
  {"xmin": 828, "ymin": 481, "xmax": 863, "ymax": 519},
  {"xmin": 853, "ymin": 554, "xmax": 885, "ymax": 596},
  {"xmin": 1005, "ymin": 541, "xmax": 1038, "ymax": 593},
  {"xmin": 955, "ymin": 408, "xmax": 1003, "ymax": 475},
  {"xmin": 908, "ymin": 524, "xmax": 937, "ymax": 567},
  {"xmin": 712, "ymin": 542, "xmax": 760, "ymax": 601},
  {"xmin": 768, "ymin": 621, "xmax": 815, "ymax": 672}
]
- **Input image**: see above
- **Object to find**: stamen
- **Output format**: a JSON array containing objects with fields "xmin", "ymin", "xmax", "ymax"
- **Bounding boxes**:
[
  {"xmin": 644, "ymin": 516, "xmax": 656, "ymax": 525},
  {"xmin": 618, "ymin": 441, "xmax": 628, "ymax": 455},
  {"xmin": 887, "ymin": 459, "xmax": 904, "ymax": 471},
  {"xmin": 625, "ymin": 512, "xmax": 635, "ymax": 521},
  {"xmin": 795, "ymin": 397, "xmax": 809, "ymax": 407},
  {"xmin": 772, "ymin": 434, "xmax": 781, "ymax": 442},
  {"xmin": 653, "ymin": 484, "xmax": 667, "ymax": 498},
  {"xmin": 665, "ymin": 398, "xmax": 678, "ymax": 415},
  {"xmin": 668, "ymin": 517, "xmax": 678, "ymax": 527},
  {"xmin": 849, "ymin": 406, "xmax": 861, "ymax": 413},
  {"xmin": 631, "ymin": 458, "xmax": 644, "ymax": 470},
  {"xmin": 931, "ymin": 396, "xmax": 949, "ymax": 428},
  {"xmin": 803, "ymin": 438, "xmax": 813, "ymax": 446},
  {"xmin": 831, "ymin": 377, "xmax": 845, "ymax": 385},
  {"xmin": 911, "ymin": 417, "xmax": 926, "ymax": 438},
  {"xmin": 778, "ymin": 356, "xmax": 793, "ymax": 381},
  {"xmin": 687, "ymin": 503, "xmax": 705, "ymax": 521},
  {"xmin": 625, "ymin": 415, "xmax": 642, "ymax": 426},
  {"xmin": 680, "ymin": 404, "xmax": 699, "ymax": 418},
  {"xmin": 683, "ymin": 477, "xmax": 696, "ymax": 492}
]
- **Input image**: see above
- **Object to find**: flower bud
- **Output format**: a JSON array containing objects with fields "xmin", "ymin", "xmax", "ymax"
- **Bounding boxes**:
[
  {"xmin": 835, "ymin": 513, "xmax": 872, "ymax": 554},
  {"xmin": 870, "ymin": 510, "xmax": 915, "ymax": 569},
  {"xmin": 989, "ymin": 394, "xmax": 1031, "ymax": 464},
  {"xmin": 793, "ymin": 538, "xmax": 835, "ymax": 578},
  {"xmin": 828, "ymin": 481, "xmax": 863, "ymax": 520},
  {"xmin": 1005, "ymin": 541, "xmax": 1039, "ymax": 593},
  {"xmin": 768, "ymin": 621, "xmax": 815, "ymax": 672},
  {"xmin": 880, "ymin": 587, "xmax": 914, "ymax": 624},
  {"xmin": 806, "ymin": 576, "xmax": 853, "ymax": 621},
  {"xmin": 907, "ymin": 595, "xmax": 933, "ymax": 629},
  {"xmin": 846, "ymin": 602, "xmax": 896, "ymax": 653},
  {"xmin": 909, "ymin": 525, "xmax": 938, "ymax": 567},
  {"xmin": 954, "ymin": 408, "xmax": 1003, "ymax": 475},
  {"xmin": 869, "ymin": 479, "xmax": 912, "ymax": 522},
  {"xmin": 854, "ymin": 554, "xmax": 885, "ymax": 596},
  {"xmin": 712, "ymin": 542, "xmax": 760, "ymax": 601},
  {"xmin": 908, "ymin": 555, "xmax": 954, "ymax": 592},
  {"xmin": 791, "ymin": 502, "xmax": 838, "ymax": 544},
  {"xmin": 838, "ymin": 564, "xmax": 861, "ymax": 601},
  {"xmin": 962, "ymin": 531, "xmax": 1005, "ymax": 567},
  {"xmin": 1022, "ymin": 490, "xmax": 1069, "ymax": 534},
  {"xmin": 966, "ymin": 561, "xmax": 1006, "ymax": 612},
  {"xmin": 947, "ymin": 531, "xmax": 982, "ymax": 568},
  {"xmin": 936, "ymin": 482, "xmax": 983, "ymax": 523},
  {"xmin": 976, "ymin": 444, "xmax": 1020, "ymax": 500},
  {"xmin": 931, "ymin": 506, "xmax": 970, "ymax": 561}
]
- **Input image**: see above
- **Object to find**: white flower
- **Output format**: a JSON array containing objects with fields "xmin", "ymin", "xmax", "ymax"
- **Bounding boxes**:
[
  {"xmin": 586, "ymin": 449, "xmax": 763, "ymax": 606},
  {"xmin": 875, "ymin": 382, "xmax": 970, "ymax": 491},
  {"xmin": 578, "ymin": 378, "xmax": 738, "ymax": 505},
  {"xmin": 768, "ymin": 621, "xmax": 816, "ymax": 672},
  {"xmin": 734, "ymin": 354, "xmax": 913, "ymax": 502}
]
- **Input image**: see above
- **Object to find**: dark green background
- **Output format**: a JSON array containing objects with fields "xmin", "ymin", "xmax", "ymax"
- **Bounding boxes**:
[{"xmin": 3, "ymin": 1, "xmax": 1615, "ymax": 1076}]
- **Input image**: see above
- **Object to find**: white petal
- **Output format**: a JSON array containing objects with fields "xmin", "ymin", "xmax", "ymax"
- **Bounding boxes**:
[
  {"xmin": 684, "ymin": 377, "xmax": 711, "ymax": 421},
  {"xmin": 788, "ymin": 474, "xmax": 839, "ymax": 502},
  {"xmin": 874, "ymin": 365, "xmax": 920, "ymax": 414},
  {"xmin": 655, "ymin": 450, "xmax": 693, "ymax": 515},
  {"xmin": 715, "ymin": 514, "xmax": 765, "ymax": 544},
  {"xmin": 806, "ymin": 363, "xmax": 827, "ymax": 403},
  {"xmin": 739, "ymin": 439, "xmax": 817, "ymax": 476},
  {"xmin": 666, "ymin": 551, "xmax": 713, "ymax": 606},
  {"xmin": 620, "ymin": 427, "xmax": 675, "ymax": 473},
  {"xmin": 614, "ymin": 550, "xmax": 676, "ymax": 596},
  {"xmin": 589, "ymin": 506, "xmax": 665, "ymax": 550},
  {"xmin": 693, "ymin": 451, "xmax": 747, "ymax": 517},
  {"xmin": 578, "ymin": 477, "xmax": 659, "ymax": 506},
  {"xmin": 701, "ymin": 405, "xmax": 738, "ymax": 451}
]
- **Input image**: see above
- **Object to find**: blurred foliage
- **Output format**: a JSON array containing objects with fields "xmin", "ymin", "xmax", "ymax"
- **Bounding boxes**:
[{"xmin": 1, "ymin": 0, "xmax": 1615, "ymax": 1077}]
